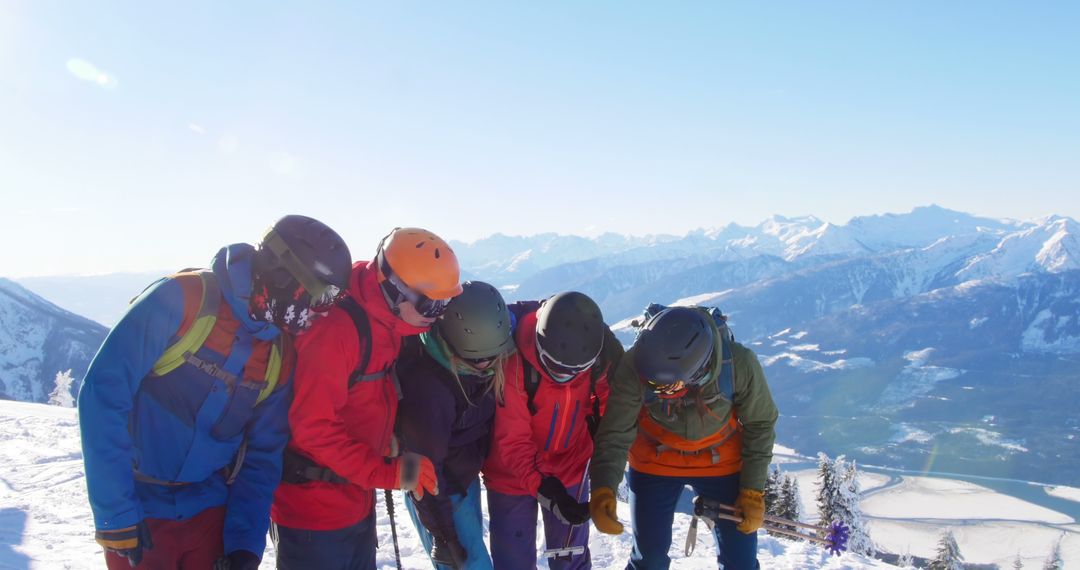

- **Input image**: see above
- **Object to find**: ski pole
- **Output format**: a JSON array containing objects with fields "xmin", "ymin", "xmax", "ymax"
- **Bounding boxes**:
[
  {"xmin": 543, "ymin": 458, "xmax": 591, "ymax": 560},
  {"xmin": 709, "ymin": 502, "xmax": 831, "ymax": 534},
  {"xmin": 385, "ymin": 489, "xmax": 403, "ymax": 570},
  {"xmin": 691, "ymin": 496, "xmax": 850, "ymax": 556}
]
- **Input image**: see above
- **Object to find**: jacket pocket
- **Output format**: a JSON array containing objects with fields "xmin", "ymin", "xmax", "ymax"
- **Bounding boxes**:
[{"xmin": 210, "ymin": 380, "xmax": 260, "ymax": 441}]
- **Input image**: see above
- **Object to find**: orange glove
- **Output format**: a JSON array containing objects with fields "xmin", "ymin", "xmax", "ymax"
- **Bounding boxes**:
[
  {"xmin": 734, "ymin": 488, "xmax": 765, "ymax": 534},
  {"xmin": 589, "ymin": 486, "xmax": 624, "ymax": 535},
  {"xmin": 396, "ymin": 452, "xmax": 438, "ymax": 500}
]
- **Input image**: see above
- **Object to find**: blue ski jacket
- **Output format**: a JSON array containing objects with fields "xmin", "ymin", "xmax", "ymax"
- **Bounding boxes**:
[{"xmin": 78, "ymin": 244, "xmax": 294, "ymax": 555}]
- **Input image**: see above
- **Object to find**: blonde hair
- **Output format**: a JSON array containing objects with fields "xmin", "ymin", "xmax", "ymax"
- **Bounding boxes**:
[{"xmin": 445, "ymin": 347, "xmax": 514, "ymax": 407}]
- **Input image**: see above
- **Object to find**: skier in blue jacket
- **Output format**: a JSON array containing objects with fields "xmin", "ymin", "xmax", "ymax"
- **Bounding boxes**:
[{"xmin": 78, "ymin": 215, "xmax": 351, "ymax": 569}]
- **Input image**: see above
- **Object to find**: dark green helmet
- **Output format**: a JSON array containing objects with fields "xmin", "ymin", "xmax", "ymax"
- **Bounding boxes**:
[
  {"xmin": 633, "ymin": 307, "xmax": 715, "ymax": 388},
  {"xmin": 535, "ymin": 291, "xmax": 605, "ymax": 381},
  {"xmin": 437, "ymin": 281, "xmax": 514, "ymax": 360}
]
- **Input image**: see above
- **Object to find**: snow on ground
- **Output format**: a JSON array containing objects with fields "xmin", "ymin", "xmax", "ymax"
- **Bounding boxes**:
[
  {"xmin": 868, "ymin": 519, "xmax": 1080, "ymax": 568},
  {"xmin": 760, "ymin": 352, "xmax": 875, "ymax": 373},
  {"xmin": 1047, "ymin": 485, "xmax": 1080, "ymax": 503},
  {"xmin": 788, "ymin": 469, "xmax": 893, "ymax": 521},
  {"xmin": 788, "ymin": 468, "xmax": 1079, "ymax": 567},
  {"xmin": 670, "ymin": 290, "xmax": 734, "ymax": 307},
  {"xmin": 861, "ymin": 476, "xmax": 1072, "ymax": 523},
  {"xmin": 0, "ymin": 400, "xmax": 896, "ymax": 569},
  {"xmin": 862, "ymin": 476, "xmax": 1079, "ymax": 567}
]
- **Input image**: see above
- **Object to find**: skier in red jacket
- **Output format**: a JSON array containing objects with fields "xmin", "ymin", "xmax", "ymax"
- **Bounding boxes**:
[
  {"xmin": 271, "ymin": 227, "xmax": 462, "ymax": 570},
  {"xmin": 483, "ymin": 292, "xmax": 623, "ymax": 570}
]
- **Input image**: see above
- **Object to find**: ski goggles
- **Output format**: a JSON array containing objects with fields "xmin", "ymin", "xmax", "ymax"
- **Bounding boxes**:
[
  {"xmin": 377, "ymin": 255, "xmax": 452, "ymax": 318},
  {"xmin": 462, "ymin": 355, "xmax": 497, "ymax": 370},
  {"xmin": 537, "ymin": 337, "xmax": 601, "ymax": 382},
  {"xmin": 264, "ymin": 230, "xmax": 344, "ymax": 312},
  {"xmin": 643, "ymin": 355, "xmax": 714, "ymax": 396},
  {"xmin": 645, "ymin": 379, "xmax": 687, "ymax": 397}
]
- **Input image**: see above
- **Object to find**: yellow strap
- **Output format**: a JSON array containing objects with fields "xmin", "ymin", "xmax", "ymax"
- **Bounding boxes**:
[{"xmin": 152, "ymin": 272, "xmax": 218, "ymax": 376}]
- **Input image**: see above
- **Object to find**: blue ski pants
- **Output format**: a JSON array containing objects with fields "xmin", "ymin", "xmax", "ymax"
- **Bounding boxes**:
[
  {"xmin": 626, "ymin": 469, "xmax": 759, "ymax": 570},
  {"xmin": 405, "ymin": 478, "xmax": 493, "ymax": 570}
]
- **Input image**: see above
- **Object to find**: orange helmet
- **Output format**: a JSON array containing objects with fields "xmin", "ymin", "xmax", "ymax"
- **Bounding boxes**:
[{"xmin": 377, "ymin": 227, "xmax": 463, "ymax": 301}]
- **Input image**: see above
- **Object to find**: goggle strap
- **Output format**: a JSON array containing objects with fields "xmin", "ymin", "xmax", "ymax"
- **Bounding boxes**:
[{"xmin": 265, "ymin": 231, "xmax": 332, "ymax": 301}]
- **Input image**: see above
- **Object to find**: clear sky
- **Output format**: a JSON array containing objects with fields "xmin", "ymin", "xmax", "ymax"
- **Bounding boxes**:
[{"xmin": 1, "ymin": 1, "xmax": 1077, "ymax": 277}]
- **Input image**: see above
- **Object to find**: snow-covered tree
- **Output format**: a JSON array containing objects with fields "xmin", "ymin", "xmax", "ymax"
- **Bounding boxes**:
[
  {"xmin": 48, "ymin": 369, "xmax": 75, "ymax": 408},
  {"xmin": 1043, "ymin": 536, "xmax": 1063, "ymax": 570},
  {"xmin": 897, "ymin": 550, "xmax": 915, "ymax": 568},
  {"xmin": 1013, "ymin": 553, "xmax": 1024, "ymax": 569},
  {"xmin": 928, "ymin": 529, "xmax": 964, "ymax": 570},
  {"xmin": 836, "ymin": 457, "xmax": 874, "ymax": 556},
  {"xmin": 764, "ymin": 465, "xmax": 783, "ymax": 516}
]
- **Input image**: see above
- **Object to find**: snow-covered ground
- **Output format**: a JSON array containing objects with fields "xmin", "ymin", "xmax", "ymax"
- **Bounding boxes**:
[
  {"xmin": 0, "ymin": 400, "xmax": 898, "ymax": 569},
  {"xmin": 788, "ymin": 467, "xmax": 1080, "ymax": 568}
]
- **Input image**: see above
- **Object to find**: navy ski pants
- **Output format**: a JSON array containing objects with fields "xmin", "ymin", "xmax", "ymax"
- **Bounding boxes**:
[
  {"xmin": 626, "ymin": 469, "xmax": 759, "ymax": 570},
  {"xmin": 271, "ymin": 506, "xmax": 376, "ymax": 570},
  {"xmin": 487, "ymin": 481, "xmax": 590, "ymax": 570}
]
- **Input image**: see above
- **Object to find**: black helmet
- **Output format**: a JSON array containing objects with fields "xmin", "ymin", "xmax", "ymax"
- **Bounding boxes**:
[
  {"xmin": 633, "ymin": 307, "xmax": 715, "ymax": 394},
  {"xmin": 535, "ymin": 291, "xmax": 605, "ymax": 382},
  {"xmin": 253, "ymin": 215, "xmax": 352, "ymax": 332},
  {"xmin": 437, "ymin": 281, "xmax": 514, "ymax": 361}
]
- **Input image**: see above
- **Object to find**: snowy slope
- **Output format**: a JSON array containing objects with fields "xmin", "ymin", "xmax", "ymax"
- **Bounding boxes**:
[
  {"xmin": 0, "ymin": 400, "xmax": 898, "ymax": 569},
  {"xmin": 0, "ymin": 279, "xmax": 107, "ymax": 403}
]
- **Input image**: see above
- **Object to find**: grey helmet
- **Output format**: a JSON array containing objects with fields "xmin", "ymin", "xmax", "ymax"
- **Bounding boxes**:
[
  {"xmin": 535, "ymin": 291, "xmax": 605, "ymax": 381},
  {"xmin": 632, "ymin": 307, "xmax": 715, "ymax": 389},
  {"xmin": 437, "ymin": 281, "xmax": 514, "ymax": 360}
]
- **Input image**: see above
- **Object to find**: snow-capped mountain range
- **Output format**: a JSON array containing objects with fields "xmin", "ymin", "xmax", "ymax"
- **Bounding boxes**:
[
  {"xmin": 0, "ymin": 279, "xmax": 107, "ymax": 403},
  {"xmin": 4, "ymin": 205, "xmax": 1079, "ymax": 484}
]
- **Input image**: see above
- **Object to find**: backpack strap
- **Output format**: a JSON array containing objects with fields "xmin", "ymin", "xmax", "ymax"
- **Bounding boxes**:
[
  {"xmin": 152, "ymin": 271, "xmax": 220, "ymax": 377},
  {"xmin": 523, "ymin": 356, "xmax": 605, "ymax": 417},
  {"xmin": 255, "ymin": 333, "xmax": 288, "ymax": 405},
  {"xmin": 525, "ymin": 364, "xmax": 542, "ymax": 415},
  {"xmin": 338, "ymin": 297, "xmax": 378, "ymax": 388}
]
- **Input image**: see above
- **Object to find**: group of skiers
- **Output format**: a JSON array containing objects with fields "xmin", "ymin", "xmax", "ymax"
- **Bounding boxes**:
[{"xmin": 78, "ymin": 215, "xmax": 778, "ymax": 570}]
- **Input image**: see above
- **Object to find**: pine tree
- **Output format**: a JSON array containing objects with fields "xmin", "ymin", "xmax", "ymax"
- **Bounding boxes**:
[
  {"xmin": 1043, "ymin": 535, "xmax": 1063, "ymax": 570},
  {"xmin": 897, "ymin": 550, "xmax": 914, "ymax": 568},
  {"xmin": 815, "ymin": 452, "xmax": 839, "ymax": 536},
  {"xmin": 48, "ymin": 369, "xmax": 75, "ymax": 408},
  {"xmin": 775, "ymin": 474, "xmax": 802, "ymax": 537},
  {"xmin": 1013, "ymin": 553, "xmax": 1024, "ymax": 569},
  {"xmin": 928, "ymin": 530, "xmax": 964, "ymax": 570},
  {"xmin": 764, "ymin": 465, "xmax": 783, "ymax": 516}
]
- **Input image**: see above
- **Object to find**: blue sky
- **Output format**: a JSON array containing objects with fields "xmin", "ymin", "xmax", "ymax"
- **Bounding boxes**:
[{"xmin": 1, "ymin": 1, "xmax": 1077, "ymax": 276}]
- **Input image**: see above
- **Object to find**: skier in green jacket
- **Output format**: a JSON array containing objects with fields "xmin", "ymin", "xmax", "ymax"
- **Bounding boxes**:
[{"xmin": 589, "ymin": 305, "xmax": 778, "ymax": 569}]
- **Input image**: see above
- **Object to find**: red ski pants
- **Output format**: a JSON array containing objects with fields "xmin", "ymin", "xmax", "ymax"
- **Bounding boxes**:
[{"xmin": 104, "ymin": 506, "xmax": 225, "ymax": 570}]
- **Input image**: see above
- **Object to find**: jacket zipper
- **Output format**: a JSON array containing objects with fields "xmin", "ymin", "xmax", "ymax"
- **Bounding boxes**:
[
  {"xmin": 552, "ymin": 387, "xmax": 573, "ymax": 451},
  {"xmin": 544, "ymin": 402, "xmax": 560, "ymax": 452}
]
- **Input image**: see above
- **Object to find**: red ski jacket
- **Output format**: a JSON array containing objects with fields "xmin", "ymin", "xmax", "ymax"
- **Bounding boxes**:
[
  {"xmin": 271, "ymin": 261, "xmax": 429, "ymax": 530},
  {"xmin": 483, "ymin": 309, "xmax": 613, "ymax": 496}
]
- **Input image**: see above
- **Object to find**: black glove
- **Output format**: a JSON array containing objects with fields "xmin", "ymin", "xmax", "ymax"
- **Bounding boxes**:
[
  {"xmin": 430, "ymin": 536, "xmax": 467, "ymax": 569},
  {"xmin": 213, "ymin": 550, "xmax": 261, "ymax": 570},
  {"xmin": 96, "ymin": 520, "xmax": 153, "ymax": 567},
  {"xmin": 537, "ymin": 476, "xmax": 590, "ymax": 526}
]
